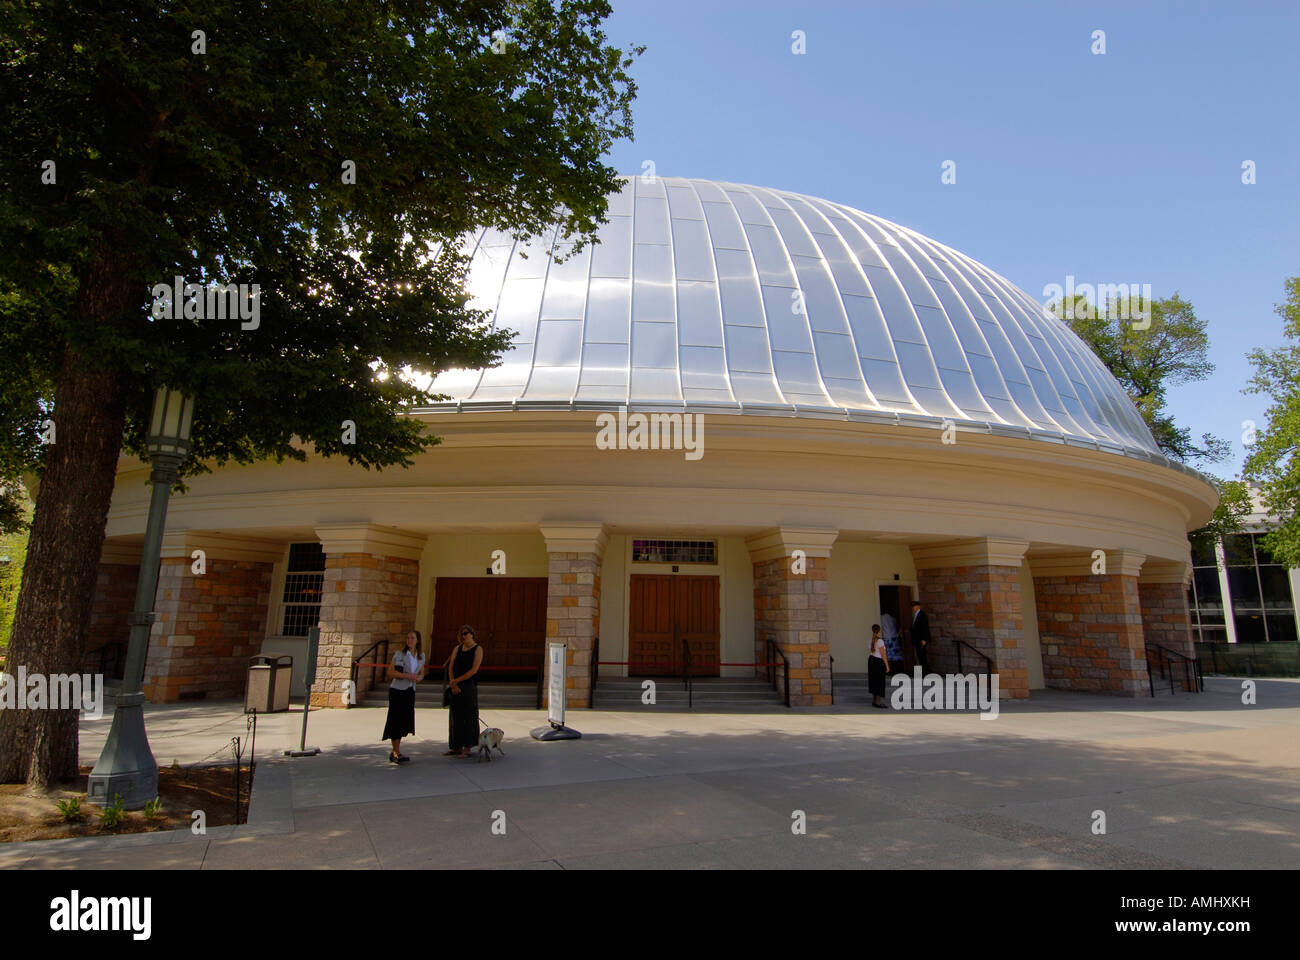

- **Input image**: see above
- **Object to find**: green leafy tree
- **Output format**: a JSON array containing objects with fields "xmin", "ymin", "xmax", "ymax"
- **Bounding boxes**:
[
  {"xmin": 0, "ymin": 1, "xmax": 640, "ymax": 785},
  {"xmin": 1056, "ymin": 292, "xmax": 1249, "ymax": 547},
  {"xmin": 1243, "ymin": 275, "xmax": 1300, "ymax": 568}
]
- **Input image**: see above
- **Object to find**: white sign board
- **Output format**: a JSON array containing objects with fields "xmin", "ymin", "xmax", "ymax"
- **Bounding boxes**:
[{"xmin": 547, "ymin": 642, "xmax": 566, "ymax": 725}]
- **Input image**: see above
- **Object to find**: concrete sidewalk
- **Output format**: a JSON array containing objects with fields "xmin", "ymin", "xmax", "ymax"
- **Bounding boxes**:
[{"xmin": 2, "ymin": 677, "xmax": 1297, "ymax": 869}]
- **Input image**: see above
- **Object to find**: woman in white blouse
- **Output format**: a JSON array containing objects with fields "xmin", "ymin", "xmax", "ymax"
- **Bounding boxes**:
[
  {"xmin": 868, "ymin": 623, "xmax": 891, "ymax": 709},
  {"xmin": 381, "ymin": 630, "xmax": 426, "ymax": 763}
]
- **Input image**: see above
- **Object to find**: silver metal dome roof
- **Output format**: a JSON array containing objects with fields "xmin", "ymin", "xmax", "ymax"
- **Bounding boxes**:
[{"xmin": 428, "ymin": 176, "xmax": 1166, "ymax": 461}]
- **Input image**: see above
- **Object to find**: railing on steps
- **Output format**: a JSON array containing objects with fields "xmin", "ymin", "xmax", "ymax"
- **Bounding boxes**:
[
  {"xmin": 953, "ymin": 637, "xmax": 993, "ymax": 678},
  {"xmin": 1146, "ymin": 642, "xmax": 1202, "ymax": 696},
  {"xmin": 351, "ymin": 636, "xmax": 392, "ymax": 699},
  {"xmin": 82, "ymin": 641, "xmax": 127, "ymax": 681},
  {"xmin": 681, "ymin": 637, "xmax": 693, "ymax": 709},
  {"xmin": 765, "ymin": 635, "xmax": 791, "ymax": 708},
  {"xmin": 589, "ymin": 635, "xmax": 599, "ymax": 709}
]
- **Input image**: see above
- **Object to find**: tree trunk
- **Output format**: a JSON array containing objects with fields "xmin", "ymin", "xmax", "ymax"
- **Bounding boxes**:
[{"xmin": 0, "ymin": 245, "xmax": 134, "ymax": 786}]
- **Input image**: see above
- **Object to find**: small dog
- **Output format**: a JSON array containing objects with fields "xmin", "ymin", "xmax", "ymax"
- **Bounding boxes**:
[{"xmin": 476, "ymin": 727, "xmax": 506, "ymax": 762}]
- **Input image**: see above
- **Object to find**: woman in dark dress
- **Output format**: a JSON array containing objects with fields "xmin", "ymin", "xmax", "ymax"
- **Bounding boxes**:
[
  {"xmin": 443, "ymin": 624, "xmax": 483, "ymax": 758},
  {"xmin": 868, "ymin": 623, "xmax": 891, "ymax": 709},
  {"xmin": 381, "ymin": 630, "xmax": 425, "ymax": 763}
]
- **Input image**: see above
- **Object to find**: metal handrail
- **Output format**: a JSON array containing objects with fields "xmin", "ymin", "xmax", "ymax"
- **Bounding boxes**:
[
  {"xmin": 953, "ymin": 637, "xmax": 992, "ymax": 677},
  {"xmin": 536, "ymin": 646, "xmax": 545, "ymax": 710},
  {"xmin": 765, "ymin": 635, "xmax": 791, "ymax": 708},
  {"xmin": 82, "ymin": 641, "xmax": 127, "ymax": 681},
  {"xmin": 590, "ymin": 635, "xmax": 599, "ymax": 708},
  {"xmin": 681, "ymin": 636, "xmax": 693, "ymax": 709},
  {"xmin": 351, "ymin": 636, "xmax": 392, "ymax": 695},
  {"xmin": 829, "ymin": 654, "xmax": 834, "ymax": 706},
  {"xmin": 1146, "ymin": 642, "xmax": 1202, "ymax": 694}
]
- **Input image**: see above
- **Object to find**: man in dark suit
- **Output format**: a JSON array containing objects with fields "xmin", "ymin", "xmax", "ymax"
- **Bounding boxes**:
[{"xmin": 910, "ymin": 601, "xmax": 931, "ymax": 675}]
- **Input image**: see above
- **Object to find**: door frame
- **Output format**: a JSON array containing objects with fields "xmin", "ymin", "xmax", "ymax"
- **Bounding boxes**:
[
  {"xmin": 876, "ymin": 579, "xmax": 917, "ymax": 674},
  {"xmin": 429, "ymin": 576, "xmax": 548, "ymax": 680},
  {"xmin": 619, "ymin": 536, "xmax": 730, "ymax": 678},
  {"xmin": 627, "ymin": 572, "xmax": 721, "ymax": 678}
]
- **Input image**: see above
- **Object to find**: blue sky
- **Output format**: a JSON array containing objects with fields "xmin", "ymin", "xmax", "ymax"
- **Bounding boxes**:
[{"xmin": 602, "ymin": 0, "xmax": 1299, "ymax": 476}]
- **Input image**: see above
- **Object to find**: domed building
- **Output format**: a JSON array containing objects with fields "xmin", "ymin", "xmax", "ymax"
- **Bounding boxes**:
[{"xmin": 93, "ymin": 177, "xmax": 1217, "ymax": 707}]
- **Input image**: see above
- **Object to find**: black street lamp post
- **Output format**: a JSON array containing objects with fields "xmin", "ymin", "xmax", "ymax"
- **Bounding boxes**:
[{"xmin": 87, "ymin": 386, "xmax": 194, "ymax": 810}]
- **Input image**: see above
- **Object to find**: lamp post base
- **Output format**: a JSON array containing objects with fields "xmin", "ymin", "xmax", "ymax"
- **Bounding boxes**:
[{"xmin": 86, "ymin": 692, "xmax": 159, "ymax": 810}]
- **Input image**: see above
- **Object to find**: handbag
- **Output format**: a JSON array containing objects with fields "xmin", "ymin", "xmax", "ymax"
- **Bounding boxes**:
[{"xmin": 442, "ymin": 682, "xmax": 450, "ymax": 707}]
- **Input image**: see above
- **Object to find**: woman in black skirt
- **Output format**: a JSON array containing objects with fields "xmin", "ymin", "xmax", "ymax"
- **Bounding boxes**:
[
  {"xmin": 868, "ymin": 623, "xmax": 891, "ymax": 709},
  {"xmin": 442, "ymin": 624, "xmax": 483, "ymax": 758},
  {"xmin": 381, "ymin": 630, "xmax": 425, "ymax": 763}
]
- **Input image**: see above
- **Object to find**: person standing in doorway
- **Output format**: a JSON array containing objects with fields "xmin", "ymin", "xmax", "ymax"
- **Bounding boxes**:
[
  {"xmin": 868, "ymin": 623, "xmax": 891, "ymax": 708},
  {"xmin": 382, "ymin": 629, "xmax": 425, "ymax": 764},
  {"xmin": 910, "ymin": 601, "xmax": 932, "ymax": 675},
  {"xmin": 881, "ymin": 609, "xmax": 901, "ymax": 670},
  {"xmin": 443, "ymin": 624, "xmax": 483, "ymax": 758}
]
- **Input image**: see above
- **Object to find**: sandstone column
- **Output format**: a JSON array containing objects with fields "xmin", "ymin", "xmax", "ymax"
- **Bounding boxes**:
[
  {"xmin": 746, "ymin": 528, "xmax": 837, "ymax": 707},
  {"xmin": 314, "ymin": 524, "xmax": 426, "ymax": 708},
  {"xmin": 1031, "ymin": 549, "xmax": 1148, "ymax": 696},
  {"xmin": 143, "ymin": 533, "xmax": 281, "ymax": 702},
  {"xmin": 541, "ymin": 522, "xmax": 607, "ymax": 709},
  {"xmin": 86, "ymin": 542, "xmax": 142, "ymax": 678},
  {"xmin": 1140, "ymin": 558, "xmax": 1197, "ymax": 690},
  {"xmin": 910, "ymin": 537, "xmax": 1031, "ymax": 700}
]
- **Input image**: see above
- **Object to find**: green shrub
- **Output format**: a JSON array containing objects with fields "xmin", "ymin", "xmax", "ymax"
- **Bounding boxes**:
[
  {"xmin": 56, "ymin": 797, "xmax": 85, "ymax": 822},
  {"xmin": 142, "ymin": 796, "xmax": 164, "ymax": 820},
  {"xmin": 98, "ymin": 793, "xmax": 126, "ymax": 829}
]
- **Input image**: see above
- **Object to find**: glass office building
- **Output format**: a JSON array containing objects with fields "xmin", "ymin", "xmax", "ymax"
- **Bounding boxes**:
[{"xmin": 1188, "ymin": 519, "xmax": 1300, "ymax": 645}]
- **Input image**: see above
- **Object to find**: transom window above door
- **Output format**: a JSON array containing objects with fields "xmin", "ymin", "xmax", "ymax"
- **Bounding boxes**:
[{"xmin": 631, "ymin": 539, "xmax": 716, "ymax": 564}]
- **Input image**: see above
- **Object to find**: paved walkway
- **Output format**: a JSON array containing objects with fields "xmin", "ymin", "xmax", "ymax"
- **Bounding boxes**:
[{"xmin": 2, "ymin": 677, "xmax": 1297, "ymax": 869}]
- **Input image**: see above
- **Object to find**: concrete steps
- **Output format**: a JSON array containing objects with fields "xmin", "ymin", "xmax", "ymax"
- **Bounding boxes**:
[
  {"xmin": 593, "ymin": 677, "xmax": 786, "ymax": 711},
  {"xmin": 361, "ymin": 681, "xmax": 538, "ymax": 710},
  {"xmin": 830, "ymin": 673, "xmax": 874, "ymax": 705}
]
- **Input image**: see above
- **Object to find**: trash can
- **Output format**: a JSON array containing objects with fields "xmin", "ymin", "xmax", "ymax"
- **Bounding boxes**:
[
  {"xmin": 267, "ymin": 654, "xmax": 293, "ymax": 712},
  {"xmin": 245, "ymin": 654, "xmax": 293, "ymax": 713},
  {"xmin": 245, "ymin": 657, "xmax": 273, "ymax": 714}
]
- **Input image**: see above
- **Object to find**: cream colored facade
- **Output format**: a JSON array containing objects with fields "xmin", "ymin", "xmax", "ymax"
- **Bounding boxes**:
[{"xmin": 95, "ymin": 409, "xmax": 1217, "ymax": 705}]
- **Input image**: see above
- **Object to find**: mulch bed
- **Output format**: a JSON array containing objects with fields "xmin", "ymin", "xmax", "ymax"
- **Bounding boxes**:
[{"xmin": 0, "ymin": 762, "xmax": 254, "ymax": 843}]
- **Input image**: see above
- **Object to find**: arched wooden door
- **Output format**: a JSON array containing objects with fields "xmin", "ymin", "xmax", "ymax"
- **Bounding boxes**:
[{"xmin": 628, "ymin": 574, "xmax": 719, "ymax": 677}]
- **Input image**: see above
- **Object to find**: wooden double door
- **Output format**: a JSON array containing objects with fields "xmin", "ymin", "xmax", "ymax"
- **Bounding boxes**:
[
  {"xmin": 629, "ymin": 574, "xmax": 719, "ymax": 677},
  {"xmin": 431, "ymin": 577, "xmax": 547, "ymax": 677}
]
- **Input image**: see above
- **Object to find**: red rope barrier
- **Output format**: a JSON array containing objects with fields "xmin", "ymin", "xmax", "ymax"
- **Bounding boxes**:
[{"xmin": 353, "ymin": 662, "xmax": 540, "ymax": 672}]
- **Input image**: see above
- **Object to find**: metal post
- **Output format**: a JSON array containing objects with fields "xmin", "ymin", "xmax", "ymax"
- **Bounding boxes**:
[
  {"xmin": 287, "ymin": 626, "xmax": 320, "ymax": 757},
  {"xmin": 234, "ymin": 736, "xmax": 241, "ymax": 825},
  {"xmin": 87, "ymin": 451, "xmax": 184, "ymax": 809},
  {"xmin": 286, "ymin": 683, "xmax": 320, "ymax": 757}
]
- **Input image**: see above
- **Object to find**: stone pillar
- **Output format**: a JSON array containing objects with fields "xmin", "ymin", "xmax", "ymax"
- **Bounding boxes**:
[
  {"xmin": 746, "ymin": 528, "xmax": 837, "ymax": 707},
  {"xmin": 1031, "ymin": 550, "xmax": 1147, "ymax": 696},
  {"xmin": 314, "ymin": 524, "xmax": 426, "ymax": 708},
  {"xmin": 910, "ymin": 538, "xmax": 1031, "ymax": 700},
  {"xmin": 86, "ymin": 542, "xmax": 141, "ymax": 676},
  {"xmin": 143, "ymin": 534, "xmax": 280, "ymax": 702},
  {"xmin": 541, "ymin": 523, "xmax": 607, "ymax": 709},
  {"xmin": 1140, "ymin": 558, "xmax": 1196, "ymax": 689}
]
